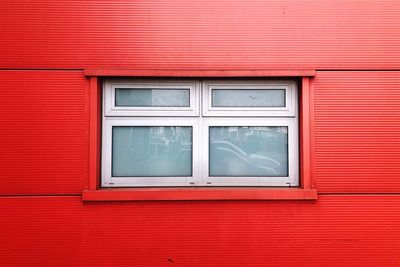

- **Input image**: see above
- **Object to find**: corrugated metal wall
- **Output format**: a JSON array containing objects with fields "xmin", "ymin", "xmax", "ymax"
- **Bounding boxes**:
[
  {"xmin": 1, "ymin": 0, "xmax": 399, "ymax": 70},
  {"xmin": 1, "ymin": 1, "xmax": 400, "ymax": 266},
  {"xmin": 314, "ymin": 71, "xmax": 400, "ymax": 193},
  {"xmin": 1, "ymin": 196, "xmax": 400, "ymax": 267},
  {"xmin": 0, "ymin": 72, "xmax": 87, "ymax": 195}
]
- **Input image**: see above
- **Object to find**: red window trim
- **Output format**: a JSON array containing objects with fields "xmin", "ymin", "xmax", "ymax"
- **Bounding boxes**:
[
  {"xmin": 84, "ymin": 69, "xmax": 316, "ymax": 78},
  {"xmin": 82, "ymin": 188, "xmax": 317, "ymax": 201},
  {"xmin": 83, "ymin": 69, "xmax": 317, "ymax": 201}
]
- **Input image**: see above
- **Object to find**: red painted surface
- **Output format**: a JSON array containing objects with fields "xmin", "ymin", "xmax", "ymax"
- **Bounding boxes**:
[
  {"xmin": 82, "ymin": 188, "xmax": 317, "ymax": 201},
  {"xmin": 314, "ymin": 71, "xmax": 400, "ymax": 193},
  {"xmin": 1, "ymin": 196, "xmax": 400, "ymax": 266},
  {"xmin": 84, "ymin": 69, "xmax": 316, "ymax": 77},
  {"xmin": 88, "ymin": 77, "xmax": 101, "ymax": 191},
  {"xmin": 300, "ymin": 77, "xmax": 314, "ymax": 190},
  {"xmin": 1, "ymin": 0, "xmax": 400, "ymax": 266},
  {"xmin": 1, "ymin": 0, "xmax": 400, "ymax": 70},
  {"xmin": 0, "ymin": 71, "xmax": 88, "ymax": 195}
]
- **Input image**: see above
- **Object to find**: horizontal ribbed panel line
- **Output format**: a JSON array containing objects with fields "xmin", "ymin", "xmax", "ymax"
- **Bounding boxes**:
[
  {"xmin": 3, "ymin": 193, "xmax": 400, "ymax": 198},
  {"xmin": 317, "ymin": 69, "xmax": 400, "ymax": 71},
  {"xmin": 0, "ymin": 68, "xmax": 400, "ymax": 72},
  {"xmin": 0, "ymin": 68, "xmax": 83, "ymax": 71},
  {"xmin": 0, "ymin": 194, "xmax": 82, "ymax": 198},
  {"xmin": 318, "ymin": 195, "xmax": 400, "ymax": 196}
]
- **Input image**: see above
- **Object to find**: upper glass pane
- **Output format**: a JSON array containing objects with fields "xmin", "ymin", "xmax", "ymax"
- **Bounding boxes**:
[
  {"xmin": 112, "ymin": 126, "xmax": 192, "ymax": 177},
  {"xmin": 115, "ymin": 88, "xmax": 190, "ymax": 107},
  {"xmin": 212, "ymin": 89, "xmax": 285, "ymax": 107},
  {"xmin": 209, "ymin": 126, "xmax": 288, "ymax": 177}
]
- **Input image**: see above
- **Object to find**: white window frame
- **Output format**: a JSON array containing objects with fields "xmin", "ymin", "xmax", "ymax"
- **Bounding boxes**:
[
  {"xmin": 102, "ymin": 117, "xmax": 200, "ymax": 187},
  {"xmin": 104, "ymin": 79, "xmax": 200, "ymax": 117},
  {"xmin": 102, "ymin": 79, "xmax": 299, "ymax": 188},
  {"xmin": 202, "ymin": 80, "xmax": 297, "ymax": 117},
  {"xmin": 201, "ymin": 118, "xmax": 298, "ymax": 187}
]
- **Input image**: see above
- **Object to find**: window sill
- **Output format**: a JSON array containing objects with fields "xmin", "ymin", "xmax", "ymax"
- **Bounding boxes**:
[{"xmin": 82, "ymin": 188, "xmax": 317, "ymax": 201}]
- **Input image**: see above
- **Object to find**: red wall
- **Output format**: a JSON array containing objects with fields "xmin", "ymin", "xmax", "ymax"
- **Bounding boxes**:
[
  {"xmin": 1, "ymin": 0, "xmax": 399, "ymax": 70},
  {"xmin": 1, "ymin": 196, "xmax": 400, "ymax": 267},
  {"xmin": 314, "ymin": 71, "xmax": 400, "ymax": 193},
  {"xmin": 0, "ymin": 71, "xmax": 87, "ymax": 195},
  {"xmin": 1, "ymin": 1, "xmax": 400, "ymax": 266}
]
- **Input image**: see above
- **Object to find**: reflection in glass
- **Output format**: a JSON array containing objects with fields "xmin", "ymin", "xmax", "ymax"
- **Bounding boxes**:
[
  {"xmin": 116, "ymin": 89, "xmax": 190, "ymax": 107},
  {"xmin": 212, "ymin": 89, "xmax": 285, "ymax": 107},
  {"xmin": 209, "ymin": 126, "xmax": 288, "ymax": 177},
  {"xmin": 112, "ymin": 126, "xmax": 192, "ymax": 177}
]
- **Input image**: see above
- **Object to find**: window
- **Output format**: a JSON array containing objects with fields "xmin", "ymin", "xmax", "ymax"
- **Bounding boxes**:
[{"xmin": 102, "ymin": 79, "xmax": 298, "ymax": 187}]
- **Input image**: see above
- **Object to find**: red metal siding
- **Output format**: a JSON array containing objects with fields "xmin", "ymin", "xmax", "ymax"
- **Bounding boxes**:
[
  {"xmin": 1, "ymin": 0, "xmax": 400, "ymax": 266},
  {"xmin": 1, "ymin": 196, "xmax": 400, "ymax": 267},
  {"xmin": 0, "ymin": 0, "xmax": 399, "ymax": 70},
  {"xmin": 314, "ymin": 71, "xmax": 400, "ymax": 193},
  {"xmin": 0, "ymin": 71, "xmax": 87, "ymax": 195}
]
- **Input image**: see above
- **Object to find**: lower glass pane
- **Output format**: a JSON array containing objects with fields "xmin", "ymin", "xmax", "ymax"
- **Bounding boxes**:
[
  {"xmin": 112, "ymin": 126, "xmax": 192, "ymax": 177},
  {"xmin": 209, "ymin": 126, "xmax": 288, "ymax": 177}
]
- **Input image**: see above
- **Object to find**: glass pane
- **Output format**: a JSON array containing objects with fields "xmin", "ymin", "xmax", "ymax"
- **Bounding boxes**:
[
  {"xmin": 115, "ymin": 89, "xmax": 190, "ymax": 107},
  {"xmin": 112, "ymin": 126, "xmax": 192, "ymax": 177},
  {"xmin": 212, "ymin": 89, "xmax": 285, "ymax": 107},
  {"xmin": 209, "ymin": 126, "xmax": 288, "ymax": 177}
]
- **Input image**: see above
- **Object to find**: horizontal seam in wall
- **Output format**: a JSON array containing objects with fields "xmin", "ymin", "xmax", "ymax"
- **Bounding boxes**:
[
  {"xmin": 0, "ymin": 68, "xmax": 399, "ymax": 72},
  {"xmin": 0, "ymin": 194, "xmax": 82, "ymax": 198},
  {"xmin": 0, "ymin": 68, "xmax": 84, "ymax": 71},
  {"xmin": 316, "ymin": 69, "xmax": 400, "ymax": 72},
  {"xmin": 2, "ymin": 193, "xmax": 400, "ymax": 198},
  {"xmin": 318, "ymin": 193, "xmax": 400, "ymax": 196}
]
